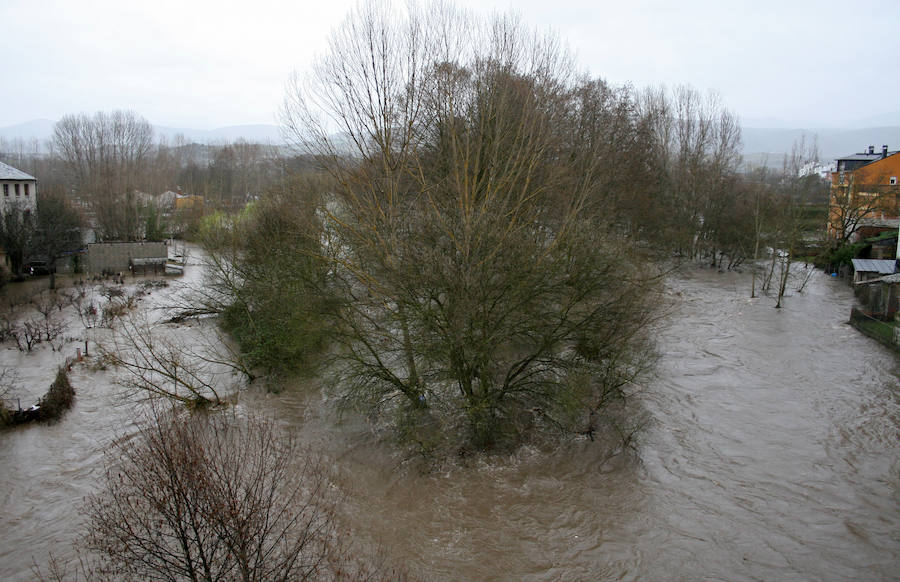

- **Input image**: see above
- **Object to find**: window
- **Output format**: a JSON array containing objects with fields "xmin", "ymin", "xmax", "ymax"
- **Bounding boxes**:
[
  {"xmin": 14, "ymin": 184, "xmax": 20, "ymax": 196},
  {"xmin": 24, "ymin": 183, "xmax": 29, "ymax": 196},
  {"xmin": 891, "ymin": 176, "xmax": 897, "ymax": 185},
  {"xmin": 2, "ymin": 184, "xmax": 7, "ymax": 197}
]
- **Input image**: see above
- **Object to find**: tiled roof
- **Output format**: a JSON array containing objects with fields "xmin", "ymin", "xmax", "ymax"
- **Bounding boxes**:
[{"xmin": 0, "ymin": 161, "xmax": 36, "ymax": 181}]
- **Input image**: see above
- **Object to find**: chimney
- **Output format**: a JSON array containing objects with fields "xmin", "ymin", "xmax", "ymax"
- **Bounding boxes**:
[
  {"xmin": 882, "ymin": 145, "xmax": 888, "ymax": 159},
  {"xmin": 868, "ymin": 145, "xmax": 875, "ymax": 155}
]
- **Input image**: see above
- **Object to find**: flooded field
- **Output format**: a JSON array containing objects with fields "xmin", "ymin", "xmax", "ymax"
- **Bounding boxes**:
[{"xmin": 1, "ymin": 264, "xmax": 898, "ymax": 580}]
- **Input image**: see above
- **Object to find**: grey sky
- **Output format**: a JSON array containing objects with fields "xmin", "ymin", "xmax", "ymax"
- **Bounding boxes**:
[{"xmin": 2, "ymin": 0, "xmax": 897, "ymax": 130}]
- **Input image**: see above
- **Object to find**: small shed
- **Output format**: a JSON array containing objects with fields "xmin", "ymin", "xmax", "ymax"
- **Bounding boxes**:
[
  {"xmin": 129, "ymin": 257, "xmax": 168, "ymax": 275},
  {"xmin": 855, "ymin": 273, "xmax": 900, "ymax": 320},
  {"xmin": 851, "ymin": 259, "xmax": 898, "ymax": 283}
]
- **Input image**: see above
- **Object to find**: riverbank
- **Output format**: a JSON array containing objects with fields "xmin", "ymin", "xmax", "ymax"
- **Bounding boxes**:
[{"xmin": 849, "ymin": 308, "xmax": 900, "ymax": 352}]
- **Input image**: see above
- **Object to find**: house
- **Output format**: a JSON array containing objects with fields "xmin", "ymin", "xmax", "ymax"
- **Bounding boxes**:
[
  {"xmin": 175, "ymin": 193, "xmax": 204, "ymax": 211},
  {"xmin": 828, "ymin": 145, "xmax": 900, "ymax": 242},
  {"xmin": 0, "ymin": 161, "xmax": 37, "ymax": 214}
]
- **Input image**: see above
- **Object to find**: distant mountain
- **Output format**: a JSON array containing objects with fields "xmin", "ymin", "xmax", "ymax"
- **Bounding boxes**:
[
  {"xmin": 848, "ymin": 110, "xmax": 900, "ymax": 128},
  {"xmin": 0, "ymin": 119, "xmax": 56, "ymax": 142},
  {"xmin": 742, "ymin": 126, "xmax": 900, "ymax": 165},
  {"xmin": 5, "ymin": 117, "xmax": 900, "ymax": 165},
  {"xmin": 154, "ymin": 124, "xmax": 286, "ymax": 144},
  {"xmin": 0, "ymin": 119, "xmax": 286, "ymax": 146}
]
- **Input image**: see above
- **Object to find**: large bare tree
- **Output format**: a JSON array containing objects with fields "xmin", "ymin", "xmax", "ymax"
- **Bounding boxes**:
[
  {"xmin": 71, "ymin": 410, "xmax": 397, "ymax": 582},
  {"xmin": 53, "ymin": 110, "xmax": 154, "ymax": 241},
  {"xmin": 278, "ymin": 1, "xmax": 661, "ymax": 450},
  {"xmin": 638, "ymin": 85, "xmax": 742, "ymax": 262}
]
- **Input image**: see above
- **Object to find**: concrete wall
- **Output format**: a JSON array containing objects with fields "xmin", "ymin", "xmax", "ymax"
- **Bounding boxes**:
[{"xmin": 87, "ymin": 241, "xmax": 167, "ymax": 274}]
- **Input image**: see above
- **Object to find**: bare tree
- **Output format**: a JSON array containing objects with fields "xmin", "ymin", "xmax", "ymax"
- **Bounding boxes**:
[
  {"xmin": 828, "ymin": 169, "xmax": 899, "ymax": 245},
  {"xmin": 280, "ymin": 1, "xmax": 662, "ymax": 450},
  {"xmin": 76, "ymin": 410, "xmax": 393, "ymax": 581},
  {"xmin": 638, "ymin": 85, "xmax": 742, "ymax": 262},
  {"xmin": 97, "ymin": 313, "xmax": 248, "ymax": 406},
  {"xmin": 772, "ymin": 137, "xmax": 821, "ymax": 308},
  {"xmin": 53, "ymin": 110, "xmax": 154, "ymax": 241},
  {"xmin": 33, "ymin": 186, "xmax": 85, "ymax": 288}
]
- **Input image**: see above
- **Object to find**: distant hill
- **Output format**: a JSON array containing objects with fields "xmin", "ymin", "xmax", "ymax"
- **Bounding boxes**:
[
  {"xmin": 0, "ymin": 119, "xmax": 287, "ymax": 147},
  {"xmin": 154, "ymin": 124, "xmax": 286, "ymax": 144},
  {"xmin": 5, "ymin": 118, "xmax": 900, "ymax": 165},
  {"xmin": 742, "ymin": 126, "xmax": 900, "ymax": 164},
  {"xmin": 0, "ymin": 119, "xmax": 56, "ymax": 142}
]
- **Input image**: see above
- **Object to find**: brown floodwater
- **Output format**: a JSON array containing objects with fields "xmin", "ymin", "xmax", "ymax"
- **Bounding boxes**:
[{"xmin": 1, "ymin": 266, "xmax": 898, "ymax": 581}]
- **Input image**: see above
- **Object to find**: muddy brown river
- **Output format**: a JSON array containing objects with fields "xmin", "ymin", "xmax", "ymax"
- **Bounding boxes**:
[{"xmin": 2, "ymin": 266, "xmax": 898, "ymax": 580}]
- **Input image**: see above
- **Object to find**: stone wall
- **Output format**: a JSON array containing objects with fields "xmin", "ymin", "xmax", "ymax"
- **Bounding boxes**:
[{"xmin": 87, "ymin": 241, "xmax": 167, "ymax": 274}]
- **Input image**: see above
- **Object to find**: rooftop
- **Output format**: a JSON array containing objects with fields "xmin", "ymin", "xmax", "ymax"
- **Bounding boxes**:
[
  {"xmin": 835, "ymin": 145, "xmax": 898, "ymax": 163},
  {"xmin": 851, "ymin": 258, "xmax": 898, "ymax": 275},
  {"xmin": 0, "ymin": 161, "xmax": 37, "ymax": 181}
]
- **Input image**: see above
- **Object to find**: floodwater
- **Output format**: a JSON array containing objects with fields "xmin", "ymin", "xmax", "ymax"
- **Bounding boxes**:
[{"xmin": 1, "ymin": 265, "xmax": 898, "ymax": 581}]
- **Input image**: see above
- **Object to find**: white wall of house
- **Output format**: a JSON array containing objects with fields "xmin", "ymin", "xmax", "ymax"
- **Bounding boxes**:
[{"xmin": 0, "ymin": 179, "xmax": 38, "ymax": 214}]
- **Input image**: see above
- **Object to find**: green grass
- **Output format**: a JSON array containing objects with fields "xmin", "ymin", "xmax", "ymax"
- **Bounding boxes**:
[{"xmin": 850, "ymin": 313, "xmax": 899, "ymax": 350}]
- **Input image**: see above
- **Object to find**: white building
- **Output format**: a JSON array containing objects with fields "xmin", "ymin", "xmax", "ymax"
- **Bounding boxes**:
[{"xmin": 0, "ymin": 161, "xmax": 37, "ymax": 214}]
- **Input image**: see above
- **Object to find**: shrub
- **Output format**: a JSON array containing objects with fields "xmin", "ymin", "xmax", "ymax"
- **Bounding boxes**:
[{"xmin": 35, "ymin": 368, "xmax": 75, "ymax": 422}]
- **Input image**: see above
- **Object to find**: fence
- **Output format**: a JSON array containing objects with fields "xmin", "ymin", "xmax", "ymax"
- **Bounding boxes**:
[{"xmin": 849, "ymin": 308, "xmax": 900, "ymax": 351}]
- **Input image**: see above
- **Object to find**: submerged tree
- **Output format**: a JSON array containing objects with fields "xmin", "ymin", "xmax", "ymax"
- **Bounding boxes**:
[
  {"xmin": 194, "ymin": 174, "xmax": 340, "ymax": 380},
  {"xmin": 279, "ymin": 1, "xmax": 662, "ymax": 450},
  {"xmin": 74, "ymin": 410, "xmax": 398, "ymax": 581},
  {"xmin": 638, "ymin": 85, "xmax": 743, "ymax": 263},
  {"xmin": 33, "ymin": 186, "xmax": 85, "ymax": 288}
]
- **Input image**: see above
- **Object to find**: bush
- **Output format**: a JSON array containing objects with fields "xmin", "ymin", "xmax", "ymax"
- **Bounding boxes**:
[
  {"xmin": 35, "ymin": 368, "xmax": 75, "ymax": 422},
  {"xmin": 814, "ymin": 242, "xmax": 866, "ymax": 270}
]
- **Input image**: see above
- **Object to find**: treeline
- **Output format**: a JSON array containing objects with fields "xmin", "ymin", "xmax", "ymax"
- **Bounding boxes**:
[{"xmin": 0, "ymin": 115, "xmax": 308, "ymax": 243}]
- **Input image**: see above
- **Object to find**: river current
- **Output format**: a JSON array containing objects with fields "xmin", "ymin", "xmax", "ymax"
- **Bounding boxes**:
[{"xmin": 1, "ymin": 266, "xmax": 898, "ymax": 580}]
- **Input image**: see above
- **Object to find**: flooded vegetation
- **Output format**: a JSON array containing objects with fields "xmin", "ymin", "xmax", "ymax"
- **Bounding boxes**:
[
  {"xmin": 1, "ymin": 3, "xmax": 897, "ymax": 581},
  {"xmin": 1, "ymin": 266, "xmax": 897, "ymax": 581}
]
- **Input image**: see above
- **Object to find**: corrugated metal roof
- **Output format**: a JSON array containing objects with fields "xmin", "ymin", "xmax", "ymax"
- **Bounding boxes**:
[
  {"xmin": 851, "ymin": 259, "xmax": 898, "ymax": 274},
  {"xmin": 0, "ymin": 161, "xmax": 36, "ymax": 181}
]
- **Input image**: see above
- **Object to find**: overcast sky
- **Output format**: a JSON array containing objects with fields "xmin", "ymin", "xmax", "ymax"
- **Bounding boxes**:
[{"xmin": 2, "ymin": 0, "xmax": 898, "ymax": 130}]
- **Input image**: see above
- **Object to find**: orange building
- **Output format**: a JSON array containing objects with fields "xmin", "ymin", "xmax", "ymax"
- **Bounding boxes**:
[
  {"xmin": 829, "ymin": 145, "xmax": 900, "ymax": 242},
  {"xmin": 175, "ymin": 193, "xmax": 205, "ymax": 211}
]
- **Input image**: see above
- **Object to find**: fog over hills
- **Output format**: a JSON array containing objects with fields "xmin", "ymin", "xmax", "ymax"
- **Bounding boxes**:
[
  {"xmin": 3, "ymin": 118, "xmax": 899, "ymax": 165},
  {"xmin": 0, "ymin": 120, "xmax": 287, "ymax": 147},
  {"xmin": 742, "ymin": 126, "xmax": 900, "ymax": 165}
]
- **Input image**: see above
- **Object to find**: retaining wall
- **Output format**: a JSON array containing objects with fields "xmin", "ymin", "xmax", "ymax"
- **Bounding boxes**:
[{"xmin": 87, "ymin": 241, "xmax": 167, "ymax": 274}]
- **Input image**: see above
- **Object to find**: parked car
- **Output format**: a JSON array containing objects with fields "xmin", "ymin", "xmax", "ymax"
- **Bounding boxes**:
[{"xmin": 25, "ymin": 261, "xmax": 50, "ymax": 276}]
